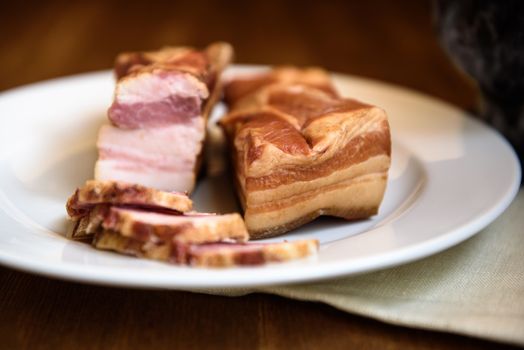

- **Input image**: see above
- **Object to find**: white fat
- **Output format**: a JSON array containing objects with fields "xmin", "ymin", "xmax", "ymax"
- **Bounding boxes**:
[
  {"xmin": 97, "ymin": 120, "xmax": 205, "ymax": 164},
  {"xmin": 95, "ymin": 159, "xmax": 196, "ymax": 193},
  {"xmin": 95, "ymin": 119, "xmax": 205, "ymax": 193}
]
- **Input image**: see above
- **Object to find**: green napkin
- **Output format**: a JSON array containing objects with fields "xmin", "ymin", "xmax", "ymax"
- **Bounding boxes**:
[{"xmin": 211, "ymin": 190, "xmax": 524, "ymax": 346}]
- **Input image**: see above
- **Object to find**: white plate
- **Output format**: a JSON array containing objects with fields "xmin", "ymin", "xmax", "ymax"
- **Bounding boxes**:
[{"xmin": 0, "ymin": 66, "xmax": 520, "ymax": 289}]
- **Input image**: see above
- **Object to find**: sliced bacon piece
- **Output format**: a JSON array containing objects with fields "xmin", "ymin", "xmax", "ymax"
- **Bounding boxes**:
[
  {"xmin": 95, "ymin": 120, "xmax": 204, "ymax": 192},
  {"xmin": 66, "ymin": 180, "xmax": 192, "ymax": 220},
  {"xmin": 66, "ymin": 182, "xmax": 319, "ymax": 267},
  {"xmin": 96, "ymin": 42, "xmax": 233, "ymax": 193},
  {"xmin": 186, "ymin": 240, "xmax": 318, "ymax": 267},
  {"xmin": 69, "ymin": 205, "xmax": 247, "ymax": 244},
  {"xmin": 93, "ymin": 229, "xmax": 318, "ymax": 267},
  {"xmin": 101, "ymin": 207, "xmax": 248, "ymax": 244},
  {"xmin": 108, "ymin": 71, "xmax": 206, "ymax": 129},
  {"xmin": 109, "ymin": 42, "xmax": 232, "ymax": 129},
  {"xmin": 220, "ymin": 67, "xmax": 391, "ymax": 238}
]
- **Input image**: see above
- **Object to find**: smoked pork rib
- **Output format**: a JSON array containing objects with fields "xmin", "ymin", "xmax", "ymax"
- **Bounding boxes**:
[
  {"xmin": 95, "ymin": 42, "xmax": 233, "ymax": 192},
  {"xmin": 220, "ymin": 67, "xmax": 391, "ymax": 238}
]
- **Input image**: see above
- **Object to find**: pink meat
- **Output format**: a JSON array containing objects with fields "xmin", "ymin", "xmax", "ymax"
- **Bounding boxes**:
[{"xmin": 108, "ymin": 71, "xmax": 208, "ymax": 129}]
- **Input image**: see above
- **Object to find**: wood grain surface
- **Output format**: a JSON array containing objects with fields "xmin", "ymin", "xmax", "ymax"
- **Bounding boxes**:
[{"xmin": 0, "ymin": 1, "xmax": 517, "ymax": 349}]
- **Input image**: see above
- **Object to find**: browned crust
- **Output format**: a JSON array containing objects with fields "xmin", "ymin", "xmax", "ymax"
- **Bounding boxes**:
[
  {"xmin": 220, "ymin": 67, "xmax": 391, "ymax": 237},
  {"xmin": 67, "ymin": 205, "xmax": 109, "ymax": 241},
  {"xmin": 244, "ymin": 128, "xmax": 390, "ymax": 191},
  {"xmin": 115, "ymin": 47, "xmax": 195, "ymax": 80},
  {"xmin": 194, "ymin": 43, "xmax": 234, "ymax": 182},
  {"xmin": 224, "ymin": 66, "xmax": 338, "ymax": 106},
  {"xmin": 114, "ymin": 42, "xmax": 233, "ymax": 85},
  {"xmin": 222, "ymin": 85, "xmax": 370, "ymax": 130},
  {"xmin": 66, "ymin": 180, "xmax": 192, "ymax": 219},
  {"xmin": 200, "ymin": 42, "xmax": 234, "ymax": 121},
  {"xmin": 67, "ymin": 219, "xmax": 92, "ymax": 242}
]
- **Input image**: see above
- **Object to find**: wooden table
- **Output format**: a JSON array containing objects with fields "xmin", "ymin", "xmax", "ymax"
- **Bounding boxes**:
[{"xmin": 0, "ymin": 1, "xmax": 517, "ymax": 349}]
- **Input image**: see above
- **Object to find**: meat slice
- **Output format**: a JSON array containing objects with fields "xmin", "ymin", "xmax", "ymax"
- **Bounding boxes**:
[
  {"xmin": 220, "ymin": 67, "xmax": 391, "ymax": 238},
  {"xmin": 70, "ymin": 205, "xmax": 247, "ymax": 243},
  {"xmin": 94, "ymin": 229, "xmax": 318, "ymax": 267},
  {"xmin": 95, "ymin": 121, "xmax": 204, "ymax": 191},
  {"xmin": 65, "ymin": 182, "xmax": 319, "ymax": 267},
  {"xmin": 66, "ymin": 180, "xmax": 192, "ymax": 220},
  {"xmin": 101, "ymin": 207, "xmax": 248, "ymax": 244},
  {"xmin": 186, "ymin": 240, "xmax": 318, "ymax": 267},
  {"xmin": 86, "ymin": 205, "xmax": 317, "ymax": 267},
  {"xmin": 109, "ymin": 42, "xmax": 232, "ymax": 129},
  {"xmin": 96, "ymin": 42, "xmax": 233, "ymax": 192}
]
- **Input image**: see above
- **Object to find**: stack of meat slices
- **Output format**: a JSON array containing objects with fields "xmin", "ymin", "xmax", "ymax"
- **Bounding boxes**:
[
  {"xmin": 220, "ymin": 67, "xmax": 392, "ymax": 238},
  {"xmin": 95, "ymin": 42, "xmax": 233, "ymax": 193},
  {"xmin": 66, "ymin": 181, "xmax": 318, "ymax": 267}
]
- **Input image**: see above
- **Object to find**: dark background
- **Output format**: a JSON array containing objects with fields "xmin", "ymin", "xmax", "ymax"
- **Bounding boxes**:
[
  {"xmin": 0, "ymin": 0, "xmax": 476, "ymax": 109},
  {"xmin": 1, "ymin": 1, "xmax": 514, "ymax": 349}
]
